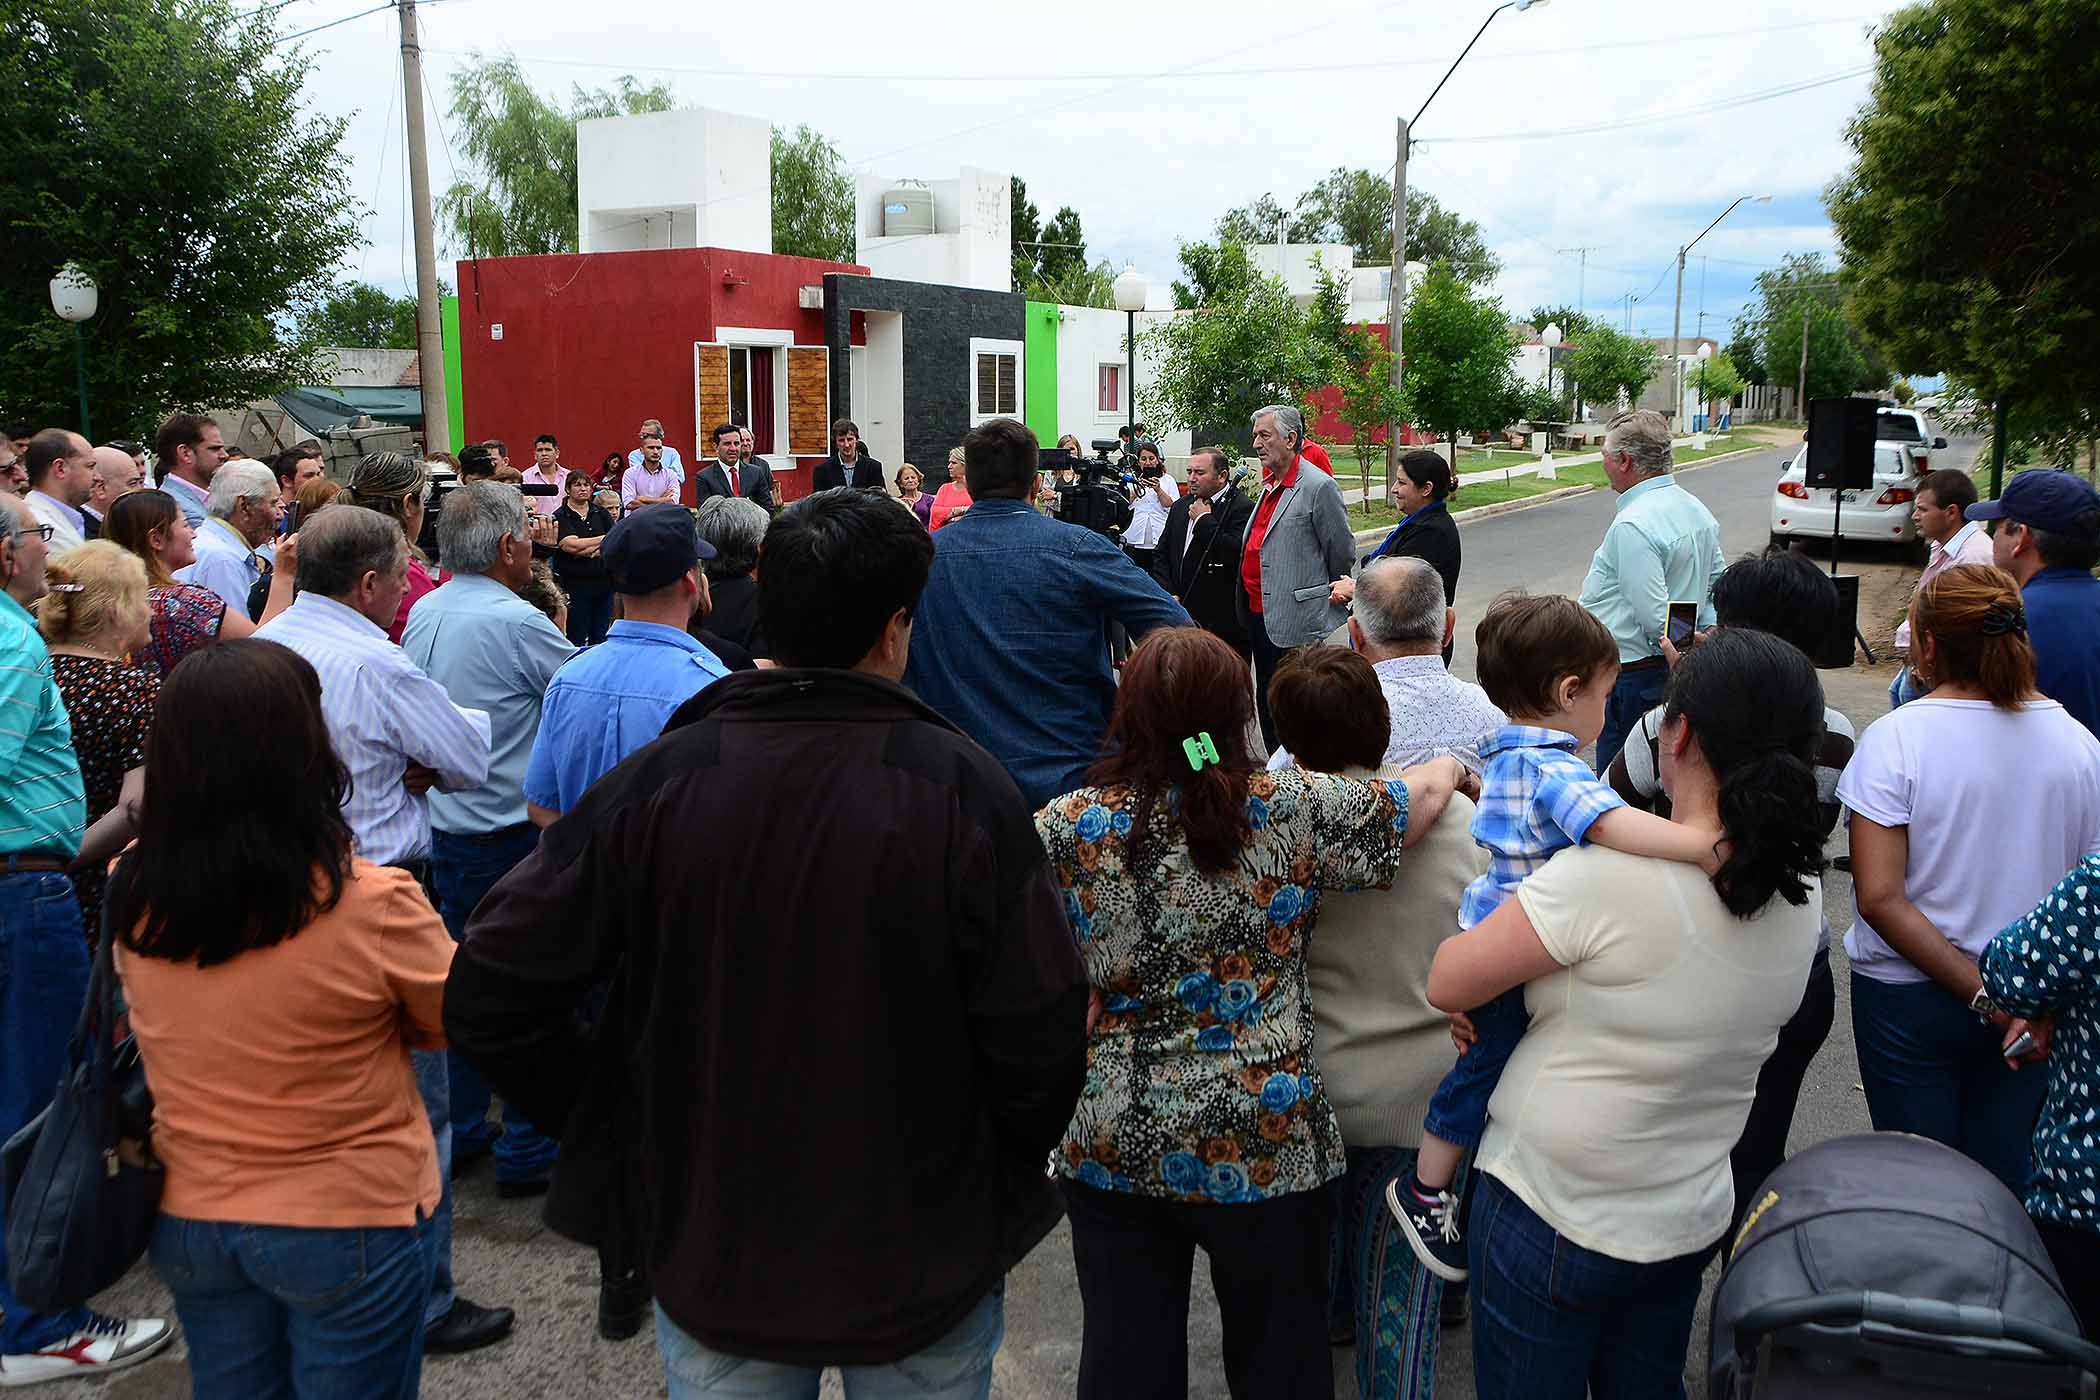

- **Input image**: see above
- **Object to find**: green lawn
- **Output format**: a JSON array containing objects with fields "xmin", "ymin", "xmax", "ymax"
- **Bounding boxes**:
[{"xmin": 1344, "ymin": 435, "xmax": 1760, "ymax": 528}]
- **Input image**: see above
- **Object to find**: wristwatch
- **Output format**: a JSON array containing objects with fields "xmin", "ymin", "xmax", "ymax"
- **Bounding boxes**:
[{"xmin": 1969, "ymin": 986, "xmax": 2001, "ymax": 1020}]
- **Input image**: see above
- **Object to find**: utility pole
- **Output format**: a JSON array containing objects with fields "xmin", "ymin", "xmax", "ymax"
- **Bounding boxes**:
[
  {"xmin": 398, "ymin": 0, "xmax": 452, "ymax": 454},
  {"xmin": 1795, "ymin": 307, "xmax": 1810, "ymax": 421},
  {"xmin": 1386, "ymin": 116, "xmax": 1408, "ymax": 497},
  {"xmin": 1669, "ymin": 247, "xmax": 1686, "ymax": 428},
  {"xmin": 1557, "ymin": 246, "xmax": 1593, "ymax": 320}
]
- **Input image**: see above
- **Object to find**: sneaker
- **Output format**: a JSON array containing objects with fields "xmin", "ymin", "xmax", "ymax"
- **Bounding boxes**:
[
  {"xmin": 0, "ymin": 1313, "xmax": 175, "ymax": 1387},
  {"xmin": 1386, "ymin": 1177, "xmax": 1469, "ymax": 1283}
]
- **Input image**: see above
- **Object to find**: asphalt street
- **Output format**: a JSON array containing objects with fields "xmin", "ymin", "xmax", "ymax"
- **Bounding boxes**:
[{"xmin": 64, "ymin": 436, "xmax": 1946, "ymax": 1398}]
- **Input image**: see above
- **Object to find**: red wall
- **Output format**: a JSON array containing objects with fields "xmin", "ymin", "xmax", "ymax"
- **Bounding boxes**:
[
  {"xmin": 1307, "ymin": 322, "xmax": 1435, "ymax": 452},
  {"xmin": 454, "ymin": 246, "xmax": 865, "ymax": 503}
]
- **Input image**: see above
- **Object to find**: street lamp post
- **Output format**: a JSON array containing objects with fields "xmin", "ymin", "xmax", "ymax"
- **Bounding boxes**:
[
  {"xmin": 1694, "ymin": 341, "xmax": 1713, "ymax": 450},
  {"xmin": 1539, "ymin": 321, "xmax": 1562, "ymax": 480},
  {"xmin": 1669, "ymin": 194, "xmax": 1768, "ymax": 430},
  {"xmin": 1112, "ymin": 264, "xmax": 1150, "ymax": 446},
  {"xmin": 1386, "ymin": 0, "xmax": 1548, "ymax": 500},
  {"xmin": 48, "ymin": 263, "xmax": 98, "ymax": 440}
]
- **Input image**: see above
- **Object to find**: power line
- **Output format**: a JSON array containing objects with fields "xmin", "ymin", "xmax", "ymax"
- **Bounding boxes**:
[
  {"xmin": 272, "ymin": 0, "xmax": 391, "ymax": 47},
  {"xmin": 1421, "ymin": 66, "xmax": 1873, "ymax": 145}
]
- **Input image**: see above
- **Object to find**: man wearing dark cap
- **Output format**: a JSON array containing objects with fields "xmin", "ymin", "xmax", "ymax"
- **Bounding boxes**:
[
  {"xmin": 524, "ymin": 503, "xmax": 729, "ymax": 825},
  {"xmin": 1969, "ymin": 470, "xmax": 2100, "ymax": 736}
]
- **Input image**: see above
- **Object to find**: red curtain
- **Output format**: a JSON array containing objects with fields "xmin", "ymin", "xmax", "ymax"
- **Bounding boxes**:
[{"xmin": 751, "ymin": 348, "xmax": 776, "ymax": 455}]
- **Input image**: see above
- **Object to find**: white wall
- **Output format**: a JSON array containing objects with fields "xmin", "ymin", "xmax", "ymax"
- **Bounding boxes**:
[
  {"xmin": 862, "ymin": 313, "xmax": 905, "ymax": 478},
  {"xmin": 577, "ymin": 107, "xmax": 771, "ymax": 254},
  {"xmin": 1051, "ymin": 305, "xmax": 1191, "ymax": 459},
  {"xmin": 854, "ymin": 166, "xmax": 1011, "ymax": 292}
]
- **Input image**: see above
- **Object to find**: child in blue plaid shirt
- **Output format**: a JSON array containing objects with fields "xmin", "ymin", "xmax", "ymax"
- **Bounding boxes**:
[{"xmin": 1388, "ymin": 593, "xmax": 1720, "ymax": 1281}]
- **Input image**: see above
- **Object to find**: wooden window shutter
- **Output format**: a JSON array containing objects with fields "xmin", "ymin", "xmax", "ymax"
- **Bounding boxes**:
[
  {"xmin": 785, "ymin": 346, "xmax": 830, "ymax": 457},
  {"xmin": 694, "ymin": 344, "xmax": 730, "ymax": 438}
]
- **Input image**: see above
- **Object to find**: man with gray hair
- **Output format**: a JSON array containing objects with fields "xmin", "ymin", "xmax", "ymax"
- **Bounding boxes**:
[
  {"xmin": 1236, "ymin": 403, "xmax": 1356, "ymax": 748},
  {"xmin": 176, "ymin": 458, "xmax": 282, "ymax": 617},
  {"xmin": 1269, "ymin": 556, "xmax": 1505, "ymax": 773},
  {"xmin": 1578, "ymin": 406, "xmax": 1726, "ymax": 765},
  {"xmin": 694, "ymin": 493, "xmax": 769, "ymax": 657},
  {"xmin": 403, "ymin": 481, "xmax": 576, "ymax": 1215}
]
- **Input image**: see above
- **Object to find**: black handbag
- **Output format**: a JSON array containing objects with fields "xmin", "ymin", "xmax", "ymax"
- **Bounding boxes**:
[{"xmin": 0, "ymin": 868, "xmax": 162, "ymax": 1311}]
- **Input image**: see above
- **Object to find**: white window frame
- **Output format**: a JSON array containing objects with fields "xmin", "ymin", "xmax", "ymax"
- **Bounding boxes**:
[
  {"xmin": 1097, "ymin": 362, "xmax": 1124, "ymax": 415},
  {"xmin": 969, "ymin": 337, "xmax": 1025, "ymax": 425},
  {"xmin": 711, "ymin": 326, "xmax": 795, "ymax": 469}
]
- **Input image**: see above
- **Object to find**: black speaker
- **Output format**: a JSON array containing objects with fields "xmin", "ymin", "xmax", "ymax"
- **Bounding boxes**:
[
  {"xmin": 1805, "ymin": 398, "xmax": 1878, "ymax": 491},
  {"xmin": 1813, "ymin": 572, "xmax": 1862, "ymax": 670}
]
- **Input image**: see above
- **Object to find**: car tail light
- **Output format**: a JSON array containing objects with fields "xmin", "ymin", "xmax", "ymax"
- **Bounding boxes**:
[
  {"xmin": 1777, "ymin": 481, "xmax": 1810, "ymax": 499},
  {"xmin": 1877, "ymin": 487, "xmax": 1915, "ymax": 505}
]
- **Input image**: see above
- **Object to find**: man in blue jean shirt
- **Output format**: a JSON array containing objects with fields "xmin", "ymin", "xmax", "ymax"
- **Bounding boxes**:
[
  {"xmin": 904, "ymin": 418, "xmax": 1189, "ymax": 810},
  {"xmin": 0, "ymin": 494, "xmax": 173, "ymax": 1384},
  {"xmin": 402, "ymin": 484, "xmax": 575, "ymax": 1269}
]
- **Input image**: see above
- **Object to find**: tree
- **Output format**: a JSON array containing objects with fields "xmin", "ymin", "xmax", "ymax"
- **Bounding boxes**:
[
  {"xmin": 1007, "ymin": 178, "xmax": 1112, "ymax": 307},
  {"xmin": 299, "ymin": 283, "xmax": 418, "ymax": 349},
  {"xmin": 0, "ymin": 0, "xmax": 360, "ymax": 436},
  {"xmin": 440, "ymin": 55, "xmax": 674, "ymax": 259},
  {"xmin": 1525, "ymin": 306, "xmax": 1599, "ymax": 338},
  {"xmin": 1307, "ymin": 266, "xmax": 1402, "ymax": 510},
  {"xmin": 1762, "ymin": 297, "xmax": 1872, "ymax": 405},
  {"xmin": 1889, "ymin": 376, "xmax": 1916, "ymax": 405},
  {"xmin": 1010, "ymin": 177, "xmax": 1044, "ymax": 289},
  {"xmin": 770, "ymin": 125, "xmax": 854, "ymax": 262},
  {"xmin": 1827, "ymin": 0, "xmax": 2100, "ymax": 475},
  {"xmin": 1171, "ymin": 241, "xmax": 1253, "ymax": 310},
  {"xmin": 1137, "ymin": 243, "xmax": 1321, "ymax": 450},
  {"xmin": 1566, "ymin": 323, "xmax": 1658, "ymax": 412},
  {"xmin": 1398, "ymin": 264, "xmax": 1522, "ymax": 457},
  {"xmin": 1694, "ymin": 352, "xmax": 1744, "ymax": 418},
  {"xmin": 1725, "ymin": 316, "xmax": 1768, "ymax": 385},
  {"xmin": 1732, "ymin": 252, "xmax": 1892, "ymax": 393},
  {"xmin": 1216, "ymin": 178, "xmax": 1499, "ymax": 284}
]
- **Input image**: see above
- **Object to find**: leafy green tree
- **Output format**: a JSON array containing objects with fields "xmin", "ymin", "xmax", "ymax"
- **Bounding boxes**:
[
  {"xmin": 1007, "ymin": 178, "xmax": 1111, "ymax": 306},
  {"xmin": 0, "ymin": 0, "xmax": 360, "ymax": 435},
  {"xmin": 1889, "ymin": 376, "xmax": 1915, "ymax": 405},
  {"xmin": 1725, "ymin": 316, "xmax": 1768, "ymax": 385},
  {"xmin": 1762, "ymin": 297, "xmax": 1872, "ymax": 404},
  {"xmin": 1525, "ymin": 306, "xmax": 1599, "ymax": 338},
  {"xmin": 1732, "ymin": 253, "xmax": 1891, "ymax": 393},
  {"xmin": 440, "ymin": 55, "xmax": 674, "ymax": 258},
  {"xmin": 1216, "ymin": 180, "xmax": 1499, "ymax": 284},
  {"xmin": 1566, "ymin": 323, "xmax": 1658, "ymax": 413},
  {"xmin": 1010, "ymin": 177, "xmax": 1044, "ymax": 289},
  {"xmin": 770, "ymin": 125, "xmax": 854, "ymax": 262},
  {"xmin": 1398, "ymin": 264, "xmax": 1521, "ymax": 457},
  {"xmin": 1216, "ymin": 193, "xmax": 1295, "ymax": 247},
  {"xmin": 1308, "ymin": 266, "xmax": 1402, "ymax": 509},
  {"xmin": 1827, "ymin": 0, "xmax": 2100, "ymax": 470},
  {"xmin": 1170, "ymin": 241, "xmax": 1253, "ymax": 310},
  {"xmin": 299, "ymin": 283, "xmax": 418, "ymax": 350},
  {"xmin": 1295, "ymin": 168, "xmax": 1395, "ymax": 265},
  {"xmin": 1137, "ymin": 244, "xmax": 1319, "ymax": 450},
  {"xmin": 1406, "ymin": 191, "xmax": 1501, "ymax": 288},
  {"xmin": 1693, "ymin": 352, "xmax": 1743, "ymax": 418}
]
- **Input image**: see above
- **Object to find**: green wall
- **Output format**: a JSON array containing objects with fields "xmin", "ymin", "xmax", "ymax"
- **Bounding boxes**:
[
  {"xmin": 439, "ymin": 294, "xmax": 464, "ymax": 453},
  {"xmin": 1024, "ymin": 301, "xmax": 1060, "ymax": 446}
]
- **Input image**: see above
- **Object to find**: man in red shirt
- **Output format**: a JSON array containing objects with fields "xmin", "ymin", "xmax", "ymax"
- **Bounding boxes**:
[{"xmin": 1235, "ymin": 404, "xmax": 1357, "ymax": 748}]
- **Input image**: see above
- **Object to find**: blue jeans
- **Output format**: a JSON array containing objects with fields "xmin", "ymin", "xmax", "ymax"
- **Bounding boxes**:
[
  {"xmin": 1596, "ymin": 665, "xmax": 1668, "ymax": 776},
  {"xmin": 1423, "ymin": 987, "xmax": 1528, "ymax": 1151},
  {"xmin": 409, "ymin": 1050, "xmax": 454, "ymax": 1327},
  {"xmin": 429, "ymin": 827, "xmax": 558, "ymax": 1184},
  {"xmin": 150, "ymin": 1214, "xmax": 435, "ymax": 1400},
  {"xmin": 1467, "ymin": 1171, "xmax": 1713, "ymax": 1400},
  {"xmin": 656, "ymin": 1289, "xmax": 1003, "ymax": 1400},
  {"xmin": 1851, "ymin": 971, "xmax": 2047, "ymax": 1197},
  {"xmin": 1888, "ymin": 665, "xmax": 1926, "ymax": 709},
  {"xmin": 0, "ymin": 870, "xmax": 92, "ymax": 1352}
]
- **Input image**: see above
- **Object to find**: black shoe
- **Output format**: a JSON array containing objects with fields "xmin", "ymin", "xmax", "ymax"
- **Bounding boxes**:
[
  {"xmin": 1385, "ymin": 1176, "xmax": 1469, "ymax": 1283},
  {"xmin": 1439, "ymin": 1281, "xmax": 1469, "ymax": 1329},
  {"xmin": 450, "ymin": 1140, "xmax": 492, "ymax": 1180},
  {"xmin": 1833, "ymin": 854, "xmax": 1852, "ymax": 873},
  {"xmin": 424, "ymin": 1298, "xmax": 515, "ymax": 1355},
  {"xmin": 598, "ymin": 1275, "xmax": 651, "ymax": 1341},
  {"xmin": 494, "ymin": 1174, "xmax": 551, "ymax": 1199}
]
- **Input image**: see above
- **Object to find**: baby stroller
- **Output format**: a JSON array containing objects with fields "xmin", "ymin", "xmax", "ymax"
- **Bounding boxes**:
[{"xmin": 1710, "ymin": 1132, "xmax": 2100, "ymax": 1398}]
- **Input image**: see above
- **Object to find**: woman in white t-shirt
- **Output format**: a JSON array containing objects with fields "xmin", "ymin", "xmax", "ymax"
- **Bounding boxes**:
[
  {"xmin": 1119, "ymin": 440, "xmax": 1178, "ymax": 574},
  {"xmin": 1426, "ymin": 628, "xmax": 1827, "ymax": 1399},
  {"xmin": 1840, "ymin": 563, "xmax": 2100, "ymax": 1196}
]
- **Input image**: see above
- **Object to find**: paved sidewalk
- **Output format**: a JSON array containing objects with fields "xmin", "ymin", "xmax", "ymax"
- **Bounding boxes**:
[{"xmin": 1334, "ymin": 431, "xmax": 1740, "ymax": 506}]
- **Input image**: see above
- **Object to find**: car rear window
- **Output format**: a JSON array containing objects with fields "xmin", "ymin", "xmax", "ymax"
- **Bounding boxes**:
[{"xmin": 1876, "ymin": 411, "xmax": 1924, "ymax": 443}]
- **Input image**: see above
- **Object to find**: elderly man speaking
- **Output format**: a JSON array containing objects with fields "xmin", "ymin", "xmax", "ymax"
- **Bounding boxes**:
[
  {"xmin": 1578, "ymin": 408, "xmax": 1726, "ymax": 767},
  {"xmin": 1235, "ymin": 403, "xmax": 1356, "ymax": 748}
]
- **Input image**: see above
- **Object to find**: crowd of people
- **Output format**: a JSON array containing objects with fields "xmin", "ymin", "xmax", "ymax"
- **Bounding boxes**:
[{"xmin": 0, "ymin": 397, "xmax": 2096, "ymax": 1400}]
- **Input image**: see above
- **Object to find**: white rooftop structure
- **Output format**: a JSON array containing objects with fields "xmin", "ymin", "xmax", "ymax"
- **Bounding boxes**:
[
  {"xmin": 854, "ymin": 167, "xmax": 1011, "ymax": 292},
  {"xmin": 575, "ymin": 107, "xmax": 772, "ymax": 255}
]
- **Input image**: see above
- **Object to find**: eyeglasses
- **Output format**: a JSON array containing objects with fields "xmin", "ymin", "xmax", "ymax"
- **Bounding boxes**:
[{"xmin": 17, "ymin": 523, "xmax": 54, "ymax": 543}]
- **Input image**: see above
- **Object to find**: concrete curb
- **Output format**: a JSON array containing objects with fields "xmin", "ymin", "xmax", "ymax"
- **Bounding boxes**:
[{"xmin": 1347, "ymin": 442, "xmax": 1773, "ymax": 544}]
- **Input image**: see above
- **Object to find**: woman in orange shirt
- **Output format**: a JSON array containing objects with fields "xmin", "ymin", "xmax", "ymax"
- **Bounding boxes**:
[
  {"xmin": 929, "ymin": 445, "xmax": 973, "ymax": 530},
  {"xmin": 109, "ymin": 640, "xmax": 456, "ymax": 1399}
]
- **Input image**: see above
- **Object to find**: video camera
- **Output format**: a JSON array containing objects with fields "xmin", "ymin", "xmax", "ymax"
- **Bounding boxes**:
[{"xmin": 1048, "ymin": 445, "xmax": 1134, "ymax": 539}]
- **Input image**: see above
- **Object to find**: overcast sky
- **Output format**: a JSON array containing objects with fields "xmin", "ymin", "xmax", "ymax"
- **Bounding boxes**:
[{"xmin": 293, "ymin": 0, "xmax": 1892, "ymax": 342}]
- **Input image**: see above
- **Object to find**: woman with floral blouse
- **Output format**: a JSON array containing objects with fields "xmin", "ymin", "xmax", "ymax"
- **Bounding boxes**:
[{"xmin": 1036, "ymin": 626, "xmax": 1470, "ymax": 1399}]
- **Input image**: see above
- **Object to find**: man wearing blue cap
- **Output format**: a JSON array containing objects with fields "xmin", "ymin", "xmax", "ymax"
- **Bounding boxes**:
[
  {"xmin": 525, "ymin": 503, "xmax": 730, "ymax": 826},
  {"xmin": 1968, "ymin": 470, "xmax": 2100, "ymax": 736}
]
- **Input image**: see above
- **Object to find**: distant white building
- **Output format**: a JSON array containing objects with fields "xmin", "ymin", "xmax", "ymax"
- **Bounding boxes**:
[
  {"xmin": 575, "ymin": 107, "xmax": 772, "ymax": 254},
  {"xmin": 853, "ymin": 168, "xmax": 1012, "ymax": 292}
]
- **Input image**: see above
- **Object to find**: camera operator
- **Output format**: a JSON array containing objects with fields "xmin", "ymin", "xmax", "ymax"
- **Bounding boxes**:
[{"xmin": 1120, "ymin": 439, "xmax": 1178, "ymax": 577}]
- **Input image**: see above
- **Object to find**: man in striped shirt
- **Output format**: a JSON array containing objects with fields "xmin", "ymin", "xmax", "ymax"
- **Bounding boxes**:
[{"xmin": 0, "ymin": 492, "xmax": 174, "ymax": 1382}]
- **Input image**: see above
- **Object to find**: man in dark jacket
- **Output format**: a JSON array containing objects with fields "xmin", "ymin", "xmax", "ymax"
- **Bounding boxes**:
[
  {"xmin": 692, "ymin": 422, "xmax": 777, "ymax": 509},
  {"xmin": 445, "ymin": 489, "xmax": 1088, "ymax": 1389},
  {"xmin": 1151, "ymin": 446, "xmax": 1253, "ymax": 653},
  {"xmin": 811, "ymin": 417, "xmax": 884, "ymax": 491}
]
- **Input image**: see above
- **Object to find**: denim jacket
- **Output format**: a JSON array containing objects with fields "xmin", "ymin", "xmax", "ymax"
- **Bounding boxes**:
[{"xmin": 905, "ymin": 497, "xmax": 1190, "ymax": 809}]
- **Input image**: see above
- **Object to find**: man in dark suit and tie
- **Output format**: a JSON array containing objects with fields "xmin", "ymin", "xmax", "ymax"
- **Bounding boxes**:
[
  {"xmin": 693, "ymin": 422, "xmax": 777, "ymax": 510},
  {"xmin": 1151, "ymin": 446, "xmax": 1254, "ymax": 654},
  {"xmin": 812, "ymin": 419, "xmax": 884, "ymax": 492}
]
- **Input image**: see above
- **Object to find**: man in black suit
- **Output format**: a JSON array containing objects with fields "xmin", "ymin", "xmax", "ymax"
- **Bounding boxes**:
[
  {"xmin": 693, "ymin": 422, "xmax": 778, "ymax": 509},
  {"xmin": 812, "ymin": 418, "xmax": 884, "ymax": 492},
  {"xmin": 1151, "ymin": 446, "xmax": 1254, "ymax": 653}
]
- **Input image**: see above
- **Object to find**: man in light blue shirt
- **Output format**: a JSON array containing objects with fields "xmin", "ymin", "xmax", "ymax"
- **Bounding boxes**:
[
  {"xmin": 525, "ymin": 505, "xmax": 730, "ymax": 820},
  {"xmin": 176, "ymin": 460, "xmax": 280, "ymax": 619},
  {"xmin": 1577, "ymin": 408, "xmax": 1726, "ymax": 767},
  {"xmin": 403, "ymin": 482, "xmax": 575, "ymax": 1204}
]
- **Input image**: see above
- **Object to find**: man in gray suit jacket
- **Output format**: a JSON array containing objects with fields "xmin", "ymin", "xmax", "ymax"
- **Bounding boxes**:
[{"xmin": 1236, "ymin": 404, "xmax": 1356, "ymax": 748}]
